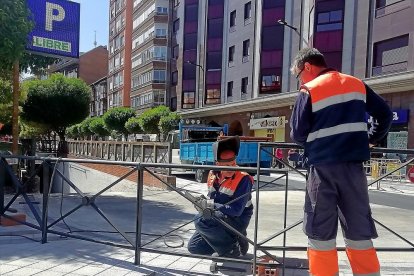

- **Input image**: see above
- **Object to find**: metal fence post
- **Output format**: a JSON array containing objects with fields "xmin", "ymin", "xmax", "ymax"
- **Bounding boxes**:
[
  {"xmin": 135, "ymin": 164, "xmax": 144, "ymax": 265},
  {"xmin": 42, "ymin": 161, "xmax": 50, "ymax": 243},
  {"xmin": 0, "ymin": 159, "xmax": 5, "ymax": 216}
]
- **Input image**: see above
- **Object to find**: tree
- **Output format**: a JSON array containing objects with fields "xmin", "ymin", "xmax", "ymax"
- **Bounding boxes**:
[
  {"xmin": 138, "ymin": 105, "xmax": 171, "ymax": 140},
  {"xmin": 159, "ymin": 112, "xmax": 181, "ymax": 138},
  {"xmin": 21, "ymin": 74, "xmax": 90, "ymax": 141},
  {"xmin": 0, "ymin": 0, "xmax": 33, "ymax": 73},
  {"xmin": 103, "ymin": 107, "xmax": 136, "ymax": 140},
  {"xmin": 66, "ymin": 124, "xmax": 80, "ymax": 139},
  {"xmin": 0, "ymin": 79, "xmax": 13, "ymax": 127},
  {"xmin": 80, "ymin": 117, "xmax": 95, "ymax": 139},
  {"xmin": 125, "ymin": 117, "xmax": 143, "ymax": 135},
  {"xmin": 89, "ymin": 117, "xmax": 110, "ymax": 139}
]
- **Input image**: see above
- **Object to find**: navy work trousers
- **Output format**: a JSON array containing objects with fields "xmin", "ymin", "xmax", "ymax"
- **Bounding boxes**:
[
  {"xmin": 304, "ymin": 162, "xmax": 378, "ymax": 241},
  {"xmin": 188, "ymin": 214, "xmax": 250, "ymax": 256}
]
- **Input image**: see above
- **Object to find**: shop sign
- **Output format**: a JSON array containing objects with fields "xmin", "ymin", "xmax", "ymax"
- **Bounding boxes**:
[
  {"xmin": 366, "ymin": 109, "xmax": 409, "ymax": 126},
  {"xmin": 26, "ymin": 0, "xmax": 80, "ymax": 58},
  {"xmin": 392, "ymin": 109, "xmax": 409, "ymax": 124},
  {"xmin": 250, "ymin": 116, "xmax": 285, "ymax": 130}
]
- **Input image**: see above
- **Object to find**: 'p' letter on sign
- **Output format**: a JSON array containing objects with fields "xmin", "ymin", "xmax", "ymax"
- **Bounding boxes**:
[
  {"xmin": 26, "ymin": 0, "xmax": 80, "ymax": 58},
  {"xmin": 45, "ymin": 2, "xmax": 66, "ymax": 32}
]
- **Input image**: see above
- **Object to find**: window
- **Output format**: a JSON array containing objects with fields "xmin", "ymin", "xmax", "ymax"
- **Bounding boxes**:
[
  {"xmin": 242, "ymin": 39, "xmax": 250, "ymax": 62},
  {"xmin": 227, "ymin": 81, "xmax": 233, "ymax": 97},
  {"xmin": 316, "ymin": 10, "xmax": 343, "ymax": 32},
  {"xmin": 133, "ymin": 3, "xmax": 155, "ymax": 29},
  {"xmin": 173, "ymin": 19, "xmax": 180, "ymax": 33},
  {"xmin": 156, "ymin": 7, "xmax": 168, "ymax": 14},
  {"xmin": 372, "ymin": 34, "xmax": 409, "ymax": 76},
  {"xmin": 153, "ymin": 70, "xmax": 166, "ymax": 83},
  {"xmin": 375, "ymin": 0, "xmax": 409, "ymax": 17},
  {"xmin": 230, "ymin": 10, "xmax": 236, "ymax": 29},
  {"xmin": 172, "ymin": 71, "xmax": 178, "ymax": 85},
  {"xmin": 172, "ymin": 44, "xmax": 179, "ymax": 59},
  {"xmin": 206, "ymin": 88, "xmax": 221, "ymax": 104},
  {"xmin": 261, "ymin": 74, "xmax": 281, "ymax": 93},
  {"xmin": 155, "ymin": 28, "xmax": 167, "ymax": 37},
  {"xmin": 241, "ymin": 77, "xmax": 248, "ymax": 94},
  {"xmin": 244, "ymin": 2, "xmax": 252, "ymax": 20},
  {"xmin": 183, "ymin": 91, "xmax": 195, "ymax": 109},
  {"xmin": 228, "ymin": 46, "xmax": 235, "ymax": 63}
]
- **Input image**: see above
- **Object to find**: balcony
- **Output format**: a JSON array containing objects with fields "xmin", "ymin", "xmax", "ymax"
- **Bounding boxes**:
[{"xmin": 372, "ymin": 61, "xmax": 408, "ymax": 76}]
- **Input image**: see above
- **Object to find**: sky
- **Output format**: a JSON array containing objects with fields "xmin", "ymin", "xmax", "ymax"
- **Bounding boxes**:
[{"xmin": 72, "ymin": 0, "xmax": 109, "ymax": 53}]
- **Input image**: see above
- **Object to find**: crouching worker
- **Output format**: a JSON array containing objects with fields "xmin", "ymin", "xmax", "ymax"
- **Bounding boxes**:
[{"xmin": 187, "ymin": 136, "xmax": 253, "ymax": 258}]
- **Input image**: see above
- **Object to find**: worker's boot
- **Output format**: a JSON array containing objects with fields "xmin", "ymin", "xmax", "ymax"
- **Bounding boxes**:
[
  {"xmin": 212, "ymin": 242, "xmax": 241, "ymax": 258},
  {"xmin": 238, "ymin": 237, "xmax": 249, "ymax": 256}
]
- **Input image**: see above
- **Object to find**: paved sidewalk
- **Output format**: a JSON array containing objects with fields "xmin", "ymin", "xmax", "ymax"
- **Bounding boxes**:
[{"xmin": 1, "ymin": 169, "xmax": 413, "ymax": 275}]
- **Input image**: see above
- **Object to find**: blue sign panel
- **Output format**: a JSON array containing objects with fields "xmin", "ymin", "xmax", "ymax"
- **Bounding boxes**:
[
  {"xmin": 392, "ymin": 109, "xmax": 409, "ymax": 124},
  {"xmin": 26, "ymin": 0, "xmax": 80, "ymax": 58},
  {"xmin": 366, "ymin": 109, "xmax": 409, "ymax": 125}
]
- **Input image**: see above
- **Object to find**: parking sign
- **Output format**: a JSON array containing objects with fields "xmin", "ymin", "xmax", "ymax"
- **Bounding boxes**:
[{"xmin": 26, "ymin": 0, "xmax": 80, "ymax": 58}]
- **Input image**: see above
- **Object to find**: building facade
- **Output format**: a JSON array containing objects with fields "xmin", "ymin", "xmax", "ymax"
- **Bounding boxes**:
[
  {"xmin": 108, "ymin": 0, "xmax": 169, "ymax": 112},
  {"xmin": 47, "ymin": 46, "xmax": 108, "ymax": 86},
  {"xmin": 90, "ymin": 77, "xmax": 108, "ymax": 117},
  {"xmin": 108, "ymin": 0, "xmax": 133, "ymax": 109},
  {"xmin": 130, "ymin": 0, "xmax": 169, "ymax": 112},
  {"xmin": 176, "ymin": 0, "xmax": 414, "ymax": 149}
]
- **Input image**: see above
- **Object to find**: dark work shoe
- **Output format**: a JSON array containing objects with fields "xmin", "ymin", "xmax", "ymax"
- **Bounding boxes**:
[
  {"xmin": 238, "ymin": 237, "xmax": 249, "ymax": 256},
  {"xmin": 212, "ymin": 243, "xmax": 241, "ymax": 258}
]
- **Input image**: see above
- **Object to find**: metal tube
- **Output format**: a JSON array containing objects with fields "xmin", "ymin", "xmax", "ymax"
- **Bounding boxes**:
[
  {"xmin": 42, "ymin": 161, "xmax": 50, "ymax": 243},
  {"xmin": 252, "ymin": 142, "xmax": 262, "ymax": 274},
  {"xmin": 135, "ymin": 165, "xmax": 144, "ymax": 265}
]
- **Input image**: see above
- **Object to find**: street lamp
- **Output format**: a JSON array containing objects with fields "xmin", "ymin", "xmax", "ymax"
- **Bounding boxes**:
[
  {"xmin": 277, "ymin": 19, "xmax": 309, "ymax": 47},
  {"xmin": 186, "ymin": 60, "xmax": 205, "ymax": 108}
]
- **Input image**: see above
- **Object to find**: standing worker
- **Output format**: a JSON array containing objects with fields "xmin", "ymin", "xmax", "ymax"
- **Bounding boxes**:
[
  {"xmin": 187, "ymin": 136, "xmax": 253, "ymax": 257},
  {"xmin": 290, "ymin": 48, "xmax": 392, "ymax": 276}
]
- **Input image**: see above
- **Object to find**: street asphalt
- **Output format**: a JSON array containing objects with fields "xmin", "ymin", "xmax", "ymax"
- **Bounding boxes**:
[{"xmin": 1, "ymin": 166, "xmax": 413, "ymax": 275}]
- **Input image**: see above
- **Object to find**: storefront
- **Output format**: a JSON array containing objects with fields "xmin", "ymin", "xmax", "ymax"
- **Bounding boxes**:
[{"xmin": 249, "ymin": 116, "xmax": 286, "ymax": 142}]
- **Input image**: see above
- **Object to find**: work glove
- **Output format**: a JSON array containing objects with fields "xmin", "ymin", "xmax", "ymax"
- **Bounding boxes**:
[{"xmin": 194, "ymin": 196, "xmax": 215, "ymax": 219}]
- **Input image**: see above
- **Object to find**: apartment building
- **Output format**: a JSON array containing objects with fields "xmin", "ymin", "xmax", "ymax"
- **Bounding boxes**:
[
  {"xmin": 47, "ymin": 46, "xmax": 108, "ymax": 85},
  {"xmin": 130, "ymin": 0, "xmax": 169, "ymax": 112},
  {"xmin": 108, "ymin": 0, "xmax": 133, "ymax": 108},
  {"xmin": 175, "ymin": 0, "xmax": 414, "ymax": 148}
]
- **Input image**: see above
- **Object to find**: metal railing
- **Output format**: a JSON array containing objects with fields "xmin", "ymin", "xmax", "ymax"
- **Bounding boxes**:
[
  {"xmin": 372, "ymin": 61, "xmax": 408, "ymax": 76},
  {"xmin": 1, "ymin": 144, "xmax": 413, "ymax": 274}
]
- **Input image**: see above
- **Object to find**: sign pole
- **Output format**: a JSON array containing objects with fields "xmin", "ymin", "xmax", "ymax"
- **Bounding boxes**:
[{"xmin": 12, "ymin": 60, "xmax": 20, "ymax": 154}]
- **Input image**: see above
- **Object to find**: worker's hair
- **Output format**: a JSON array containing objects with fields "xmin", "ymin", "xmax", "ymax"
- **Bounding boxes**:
[{"xmin": 290, "ymin": 48, "xmax": 327, "ymax": 75}]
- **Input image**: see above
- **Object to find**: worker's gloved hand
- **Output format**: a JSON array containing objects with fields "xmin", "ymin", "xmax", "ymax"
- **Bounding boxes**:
[
  {"xmin": 193, "ymin": 194, "xmax": 207, "ymax": 214},
  {"xmin": 198, "ymin": 198, "xmax": 214, "ymax": 211}
]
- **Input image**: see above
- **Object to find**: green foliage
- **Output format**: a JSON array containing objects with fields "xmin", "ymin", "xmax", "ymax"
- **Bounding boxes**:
[
  {"xmin": 89, "ymin": 117, "xmax": 110, "ymax": 138},
  {"xmin": 0, "ymin": 79, "xmax": 13, "ymax": 126},
  {"xmin": 21, "ymin": 74, "xmax": 90, "ymax": 140},
  {"xmin": 103, "ymin": 107, "xmax": 136, "ymax": 138},
  {"xmin": 0, "ymin": 0, "xmax": 33, "ymax": 73},
  {"xmin": 125, "ymin": 117, "xmax": 143, "ymax": 134},
  {"xmin": 66, "ymin": 124, "xmax": 80, "ymax": 139},
  {"xmin": 138, "ymin": 105, "xmax": 171, "ymax": 136},
  {"xmin": 19, "ymin": 120, "xmax": 48, "ymax": 139},
  {"xmin": 159, "ymin": 112, "xmax": 181, "ymax": 136},
  {"xmin": 80, "ymin": 117, "xmax": 95, "ymax": 137}
]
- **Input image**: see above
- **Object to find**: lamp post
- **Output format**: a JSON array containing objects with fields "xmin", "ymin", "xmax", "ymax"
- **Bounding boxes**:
[
  {"xmin": 277, "ymin": 19, "xmax": 309, "ymax": 47},
  {"xmin": 186, "ymin": 60, "xmax": 205, "ymax": 108}
]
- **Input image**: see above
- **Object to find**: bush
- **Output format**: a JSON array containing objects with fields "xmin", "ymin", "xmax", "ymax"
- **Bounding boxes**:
[{"xmin": 103, "ymin": 107, "xmax": 136, "ymax": 140}]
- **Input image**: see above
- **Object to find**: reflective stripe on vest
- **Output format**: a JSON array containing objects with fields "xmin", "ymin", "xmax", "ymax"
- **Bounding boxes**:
[
  {"xmin": 306, "ymin": 122, "xmax": 367, "ymax": 143},
  {"xmin": 312, "ymin": 92, "xmax": 366, "ymax": 112}
]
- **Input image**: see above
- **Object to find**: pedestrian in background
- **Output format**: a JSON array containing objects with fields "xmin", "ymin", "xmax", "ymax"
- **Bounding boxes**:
[{"xmin": 290, "ymin": 48, "xmax": 392, "ymax": 276}]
